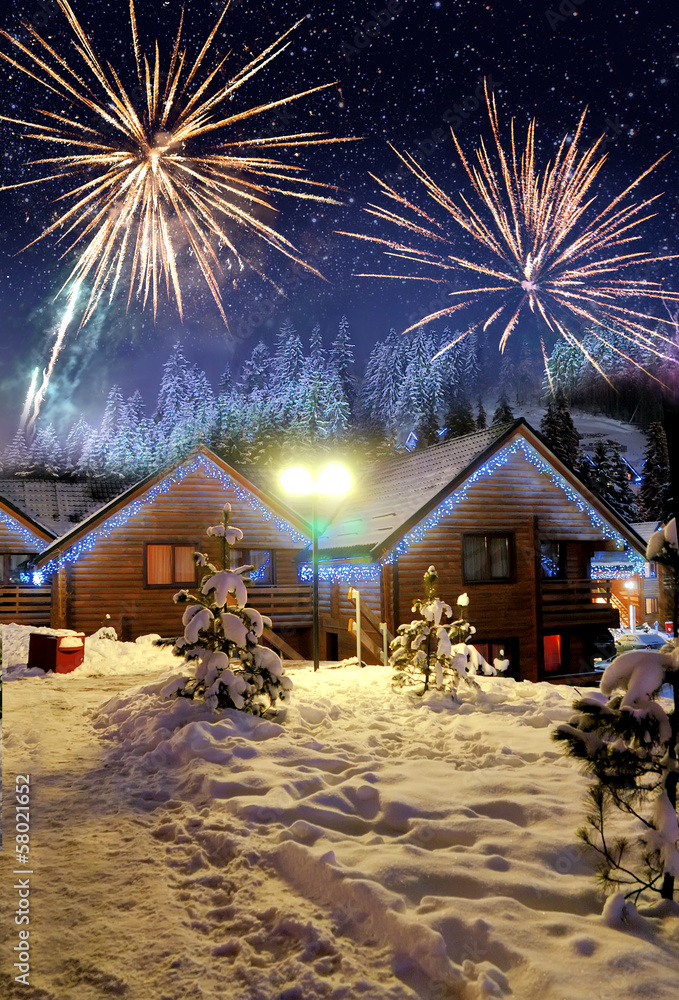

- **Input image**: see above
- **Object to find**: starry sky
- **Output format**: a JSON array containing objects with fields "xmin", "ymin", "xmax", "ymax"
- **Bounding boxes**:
[{"xmin": 0, "ymin": 0, "xmax": 677, "ymax": 443}]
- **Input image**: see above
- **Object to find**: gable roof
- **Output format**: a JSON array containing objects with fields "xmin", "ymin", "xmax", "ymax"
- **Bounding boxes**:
[
  {"xmin": 0, "ymin": 492, "xmax": 56, "ymax": 546},
  {"xmin": 313, "ymin": 423, "xmax": 509, "ymax": 553},
  {"xmin": 34, "ymin": 447, "xmax": 310, "ymax": 568},
  {"xmin": 312, "ymin": 419, "xmax": 647, "ymax": 561},
  {"xmin": 0, "ymin": 476, "xmax": 132, "ymax": 537}
]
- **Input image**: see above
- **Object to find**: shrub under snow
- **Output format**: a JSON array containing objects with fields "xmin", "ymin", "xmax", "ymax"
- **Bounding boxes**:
[{"xmin": 167, "ymin": 504, "xmax": 293, "ymax": 715}]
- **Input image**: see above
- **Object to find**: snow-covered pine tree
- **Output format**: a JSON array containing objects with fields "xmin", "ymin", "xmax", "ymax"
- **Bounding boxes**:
[
  {"xmin": 390, "ymin": 566, "xmax": 505, "ymax": 697},
  {"xmin": 26, "ymin": 423, "xmax": 63, "ymax": 476},
  {"xmin": 3, "ymin": 428, "xmax": 30, "ymax": 473},
  {"xmin": 64, "ymin": 417, "xmax": 93, "ymax": 472},
  {"xmin": 553, "ymin": 633, "xmax": 679, "ymax": 903},
  {"xmin": 238, "ymin": 342, "xmax": 271, "ymax": 395},
  {"xmin": 444, "ymin": 395, "xmax": 476, "ymax": 439},
  {"xmin": 543, "ymin": 338, "xmax": 582, "ymax": 402},
  {"xmin": 476, "ymin": 397, "xmax": 487, "ymax": 429},
  {"xmin": 492, "ymin": 392, "xmax": 515, "ymax": 425},
  {"xmin": 168, "ymin": 503, "xmax": 293, "ymax": 715},
  {"xmin": 589, "ymin": 439, "xmax": 639, "ymax": 522},
  {"xmin": 397, "ymin": 328, "xmax": 442, "ymax": 442},
  {"xmin": 540, "ymin": 390, "xmax": 581, "ymax": 469},
  {"xmin": 330, "ymin": 315, "xmax": 356, "ymax": 411},
  {"xmin": 640, "ymin": 422, "xmax": 671, "ymax": 521}
]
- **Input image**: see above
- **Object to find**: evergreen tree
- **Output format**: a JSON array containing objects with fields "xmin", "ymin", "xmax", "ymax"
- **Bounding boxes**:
[
  {"xmin": 218, "ymin": 361, "xmax": 232, "ymax": 396},
  {"xmin": 492, "ymin": 393, "xmax": 515, "ymax": 425},
  {"xmin": 589, "ymin": 439, "xmax": 639, "ymax": 522},
  {"xmin": 330, "ymin": 315, "xmax": 356, "ymax": 410},
  {"xmin": 168, "ymin": 503, "xmax": 294, "ymax": 715},
  {"xmin": 397, "ymin": 328, "xmax": 442, "ymax": 441},
  {"xmin": 64, "ymin": 417, "xmax": 93, "ymax": 471},
  {"xmin": 553, "ymin": 634, "xmax": 679, "ymax": 903},
  {"xmin": 540, "ymin": 391, "xmax": 581, "ymax": 469},
  {"xmin": 639, "ymin": 422, "xmax": 671, "ymax": 521},
  {"xmin": 3, "ymin": 428, "xmax": 30, "ymax": 473},
  {"xmin": 238, "ymin": 342, "xmax": 271, "ymax": 395},
  {"xmin": 476, "ymin": 397, "xmax": 487, "ymax": 429},
  {"xmin": 26, "ymin": 423, "xmax": 63, "ymax": 476},
  {"xmin": 390, "ymin": 566, "xmax": 506, "ymax": 696},
  {"xmin": 444, "ymin": 395, "xmax": 476, "ymax": 439}
]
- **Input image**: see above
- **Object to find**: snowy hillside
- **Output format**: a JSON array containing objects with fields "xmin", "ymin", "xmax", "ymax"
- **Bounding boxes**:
[{"xmin": 1, "ymin": 650, "xmax": 678, "ymax": 999}]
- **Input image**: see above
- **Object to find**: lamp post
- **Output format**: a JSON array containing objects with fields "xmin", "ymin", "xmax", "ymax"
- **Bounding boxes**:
[
  {"xmin": 280, "ymin": 463, "xmax": 352, "ymax": 671},
  {"xmin": 624, "ymin": 579, "xmax": 636, "ymax": 633}
]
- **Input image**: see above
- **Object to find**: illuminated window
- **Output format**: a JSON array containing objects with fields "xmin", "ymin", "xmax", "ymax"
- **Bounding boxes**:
[
  {"xmin": 146, "ymin": 544, "xmax": 197, "ymax": 586},
  {"xmin": 543, "ymin": 634, "xmax": 562, "ymax": 672},
  {"xmin": 228, "ymin": 549, "xmax": 274, "ymax": 586},
  {"xmin": 463, "ymin": 534, "xmax": 513, "ymax": 582},
  {"xmin": 645, "ymin": 597, "xmax": 659, "ymax": 615},
  {"xmin": 540, "ymin": 541, "xmax": 565, "ymax": 579},
  {"xmin": 1, "ymin": 553, "xmax": 37, "ymax": 584}
]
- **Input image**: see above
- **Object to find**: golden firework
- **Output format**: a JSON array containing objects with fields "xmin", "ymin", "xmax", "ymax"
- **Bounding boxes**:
[
  {"xmin": 1, "ymin": 0, "xmax": 350, "ymax": 327},
  {"xmin": 339, "ymin": 82, "xmax": 679, "ymax": 384}
]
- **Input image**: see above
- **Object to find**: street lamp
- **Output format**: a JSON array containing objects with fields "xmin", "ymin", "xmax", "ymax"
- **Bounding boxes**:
[
  {"xmin": 280, "ymin": 463, "xmax": 352, "ymax": 671},
  {"xmin": 624, "ymin": 578, "xmax": 636, "ymax": 633}
]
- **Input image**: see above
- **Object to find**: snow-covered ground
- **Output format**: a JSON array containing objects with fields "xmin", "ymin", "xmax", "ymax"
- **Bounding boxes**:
[{"xmin": 1, "ymin": 637, "xmax": 679, "ymax": 999}]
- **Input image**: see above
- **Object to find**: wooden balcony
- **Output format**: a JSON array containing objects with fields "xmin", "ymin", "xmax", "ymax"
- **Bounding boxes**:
[
  {"xmin": 541, "ymin": 579, "xmax": 620, "ymax": 630},
  {"xmin": 246, "ymin": 585, "xmax": 313, "ymax": 630},
  {"xmin": 0, "ymin": 586, "xmax": 52, "ymax": 626}
]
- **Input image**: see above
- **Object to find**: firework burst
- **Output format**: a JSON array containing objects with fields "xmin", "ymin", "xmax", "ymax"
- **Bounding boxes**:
[
  {"xmin": 339, "ymin": 82, "xmax": 679, "ymax": 385},
  {"xmin": 1, "ymin": 0, "xmax": 350, "ymax": 329}
]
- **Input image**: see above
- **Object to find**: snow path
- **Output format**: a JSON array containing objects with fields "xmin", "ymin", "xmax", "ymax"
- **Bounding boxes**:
[{"xmin": 1, "ymin": 663, "xmax": 679, "ymax": 999}]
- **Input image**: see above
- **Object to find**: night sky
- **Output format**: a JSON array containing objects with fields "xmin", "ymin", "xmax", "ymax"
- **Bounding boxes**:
[{"xmin": 0, "ymin": 0, "xmax": 677, "ymax": 444}]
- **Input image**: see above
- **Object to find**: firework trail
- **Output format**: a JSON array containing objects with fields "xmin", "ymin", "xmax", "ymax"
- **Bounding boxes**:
[
  {"xmin": 1, "ymin": 0, "xmax": 351, "ymax": 421},
  {"xmin": 339, "ymin": 82, "xmax": 679, "ymax": 385},
  {"xmin": 25, "ymin": 282, "xmax": 82, "ymax": 439},
  {"xmin": 19, "ymin": 367, "xmax": 40, "ymax": 433}
]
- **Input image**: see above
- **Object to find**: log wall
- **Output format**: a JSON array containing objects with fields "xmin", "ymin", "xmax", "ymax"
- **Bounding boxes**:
[
  {"xmin": 0, "ymin": 514, "xmax": 52, "ymax": 624},
  {"xmin": 57, "ymin": 470, "xmax": 309, "ymax": 640}
]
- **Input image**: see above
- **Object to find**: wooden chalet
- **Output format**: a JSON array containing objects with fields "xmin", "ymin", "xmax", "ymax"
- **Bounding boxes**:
[
  {"xmin": 276, "ymin": 420, "xmax": 648, "ymax": 682},
  {"xmin": 0, "ymin": 477, "xmax": 132, "ymax": 627},
  {"xmin": 2, "ymin": 424, "xmax": 651, "ymax": 681},
  {"xmin": 0, "ymin": 492, "xmax": 54, "ymax": 626},
  {"xmin": 31, "ymin": 451, "xmax": 312, "ymax": 656}
]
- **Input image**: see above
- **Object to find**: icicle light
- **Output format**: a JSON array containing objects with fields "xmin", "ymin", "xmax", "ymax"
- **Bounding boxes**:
[{"xmin": 35, "ymin": 455, "xmax": 308, "ymax": 582}]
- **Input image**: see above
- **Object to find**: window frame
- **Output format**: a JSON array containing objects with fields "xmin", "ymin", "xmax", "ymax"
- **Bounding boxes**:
[
  {"xmin": 645, "ymin": 596, "xmax": 659, "ymax": 616},
  {"xmin": 228, "ymin": 548, "xmax": 276, "ymax": 587},
  {"xmin": 1, "ymin": 553, "xmax": 38, "ymax": 585},
  {"xmin": 144, "ymin": 542, "xmax": 199, "ymax": 589},
  {"xmin": 539, "ymin": 539, "xmax": 566, "ymax": 580},
  {"xmin": 462, "ymin": 532, "xmax": 515, "ymax": 584}
]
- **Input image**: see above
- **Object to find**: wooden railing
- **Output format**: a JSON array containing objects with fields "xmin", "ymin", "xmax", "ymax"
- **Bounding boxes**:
[
  {"xmin": 0, "ymin": 586, "xmax": 52, "ymax": 625},
  {"xmin": 246, "ymin": 585, "xmax": 312, "ymax": 629},
  {"xmin": 541, "ymin": 579, "xmax": 619, "ymax": 629}
]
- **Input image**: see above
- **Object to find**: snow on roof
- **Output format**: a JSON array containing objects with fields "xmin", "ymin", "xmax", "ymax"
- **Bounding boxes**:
[
  {"xmin": 631, "ymin": 521, "xmax": 661, "ymax": 543},
  {"xmin": 0, "ymin": 477, "xmax": 134, "ymax": 537},
  {"xmin": 313, "ymin": 423, "xmax": 510, "ymax": 553}
]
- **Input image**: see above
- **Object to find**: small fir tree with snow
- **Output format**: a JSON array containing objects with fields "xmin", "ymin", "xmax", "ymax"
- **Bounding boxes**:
[
  {"xmin": 553, "ymin": 635, "xmax": 679, "ymax": 903},
  {"xmin": 389, "ymin": 566, "xmax": 507, "ymax": 697},
  {"xmin": 167, "ymin": 504, "xmax": 293, "ymax": 715}
]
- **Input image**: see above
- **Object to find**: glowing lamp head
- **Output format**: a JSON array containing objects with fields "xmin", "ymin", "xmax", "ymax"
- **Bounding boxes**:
[
  {"xmin": 280, "ymin": 467, "xmax": 314, "ymax": 495},
  {"xmin": 316, "ymin": 463, "xmax": 352, "ymax": 496},
  {"xmin": 624, "ymin": 580, "xmax": 636, "ymax": 591}
]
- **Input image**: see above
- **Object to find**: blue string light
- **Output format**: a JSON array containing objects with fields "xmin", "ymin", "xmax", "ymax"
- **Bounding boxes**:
[
  {"xmin": 296, "ymin": 438, "xmax": 646, "ymax": 584},
  {"xmin": 299, "ymin": 562, "xmax": 381, "ymax": 583},
  {"xmin": 384, "ymin": 438, "xmax": 646, "ymax": 575},
  {"xmin": 0, "ymin": 510, "xmax": 49, "ymax": 550},
  {"xmin": 36, "ymin": 455, "xmax": 308, "ymax": 582}
]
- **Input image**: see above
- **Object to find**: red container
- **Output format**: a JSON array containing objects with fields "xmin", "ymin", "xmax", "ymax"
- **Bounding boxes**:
[
  {"xmin": 56, "ymin": 634, "xmax": 85, "ymax": 673},
  {"xmin": 27, "ymin": 632, "xmax": 86, "ymax": 673}
]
